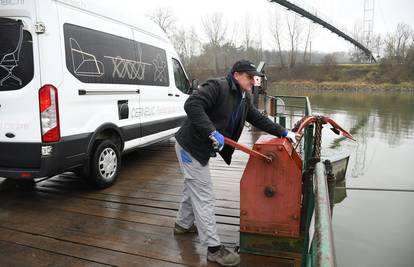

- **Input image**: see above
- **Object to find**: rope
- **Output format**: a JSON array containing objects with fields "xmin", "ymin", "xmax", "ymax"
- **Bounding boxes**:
[{"xmin": 336, "ymin": 187, "xmax": 414, "ymax": 193}]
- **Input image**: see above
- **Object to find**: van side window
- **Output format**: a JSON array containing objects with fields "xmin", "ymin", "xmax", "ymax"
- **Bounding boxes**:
[
  {"xmin": 172, "ymin": 58, "xmax": 190, "ymax": 94},
  {"xmin": 0, "ymin": 18, "xmax": 34, "ymax": 91},
  {"xmin": 63, "ymin": 23, "xmax": 169, "ymax": 86}
]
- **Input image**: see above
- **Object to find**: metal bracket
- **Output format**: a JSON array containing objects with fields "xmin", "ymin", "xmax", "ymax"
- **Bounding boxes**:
[{"xmin": 35, "ymin": 22, "xmax": 46, "ymax": 34}]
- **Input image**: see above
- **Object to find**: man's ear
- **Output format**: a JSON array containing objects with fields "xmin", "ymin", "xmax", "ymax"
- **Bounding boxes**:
[{"xmin": 233, "ymin": 72, "xmax": 241, "ymax": 81}]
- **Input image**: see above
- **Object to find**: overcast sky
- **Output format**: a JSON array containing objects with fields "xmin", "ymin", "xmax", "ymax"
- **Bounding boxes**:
[{"xmin": 125, "ymin": 0, "xmax": 414, "ymax": 53}]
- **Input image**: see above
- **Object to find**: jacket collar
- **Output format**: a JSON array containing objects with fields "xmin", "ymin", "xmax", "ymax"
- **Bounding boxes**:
[{"xmin": 226, "ymin": 73, "xmax": 240, "ymax": 92}]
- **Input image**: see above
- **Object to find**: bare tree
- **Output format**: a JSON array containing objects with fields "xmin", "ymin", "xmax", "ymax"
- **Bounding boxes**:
[
  {"xmin": 255, "ymin": 20, "xmax": 264, "ymax": 62},
  {"xmin": 172, "ymin": 26, "xmax": 200, "ymax": 70},
  {"xmin": 322, "ymin": 53, "xmax": 337, "ymax": 67},
  {"xmin": 396, "ymin": 23, "xmax": 412, "ymax": 63},
  {"xmin": 227, "ymin": 20, "xmax": 239, "ymax": 49},
  {"xmin": 186, "ymin": 27, "xmax": 200, "ymax": 66},
  {"xmin": 202, "ymin": 12, "xmax": 227, "ymax": 47},
  {"xmin": 384, "ymin": 23, "xmax": 413, "ymax": 64},
  {"xmin": 303, "ymin": 21, "xmax": 314, "ymax": 64},
  {"xmin": 202, "ymin": 12, "xmax": 227, "ymax": 74},
  {"xmin": 286, "ymin": 13, "xmax": 303, "ymax": 68},
  {"xmin": 268, "ymin": 9, "xmax": 285, "ymax": 68},
  {"xmin": 371, "ymin": 34, "xmax": 383, "ymax": 59},
  {"xmin": 242, "ymin": 16, "xmax": 264, "ymax": 63},
  {"xmin": 243, "ymin": 14, "xmax": 252, "ymax": 49},
  {"xmin": 172, "ymin": 28, "xmax": 187, "ymax": 61},
  {"xmin": 147, "ymin": 7, "xmax": 176, "ymax": 36},
  {"xmin": 349, "ymin": 22, "xmax": 365, "ymax": 63}
]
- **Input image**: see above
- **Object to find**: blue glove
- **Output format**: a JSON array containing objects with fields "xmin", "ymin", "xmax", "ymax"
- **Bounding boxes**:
[
  {"xmin": 282, "ymin": 129, "xmax": 298, "ymax": 145},
  {"xmin": 209, "ymin": 130, "xmax": 224, "ymax": 151}
]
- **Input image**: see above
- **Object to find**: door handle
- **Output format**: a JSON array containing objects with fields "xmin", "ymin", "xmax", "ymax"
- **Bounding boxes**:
[
  {"xmin": 168, "ymin": 93, "xmax": 173, "ymax": 96},
  {"xmin": 175, "ymin": 94, "xmax": 180, "ymax": 97}
]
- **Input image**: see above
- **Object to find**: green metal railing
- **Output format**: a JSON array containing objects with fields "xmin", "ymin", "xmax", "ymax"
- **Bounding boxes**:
[
  {"xmin": 260, "ymin": 94, "xmax": 336, "ymax": 267},
  {"xmin": 312, "ymin": 162, "xmax": 336, "ymax": 266}
]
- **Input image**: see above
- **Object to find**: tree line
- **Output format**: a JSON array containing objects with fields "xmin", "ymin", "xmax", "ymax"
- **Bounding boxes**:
[{"xmin": 148, "ymin": 8, "xmax": 414, "ymax": 83}]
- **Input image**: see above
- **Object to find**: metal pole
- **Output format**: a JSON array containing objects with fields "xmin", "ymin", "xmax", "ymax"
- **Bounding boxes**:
[
  {"xmin": 313, "ymin": 162, "xmax": 336, "ymax": 267},
  {"xmin": 253, "ymin": 86, "xmax": 259, "ymax": 108}
]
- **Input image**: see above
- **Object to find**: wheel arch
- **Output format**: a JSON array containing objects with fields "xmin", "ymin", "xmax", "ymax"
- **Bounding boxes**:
[{"xmin": 87, "ymin": 123, "xmax": 124, "ymax": 155}]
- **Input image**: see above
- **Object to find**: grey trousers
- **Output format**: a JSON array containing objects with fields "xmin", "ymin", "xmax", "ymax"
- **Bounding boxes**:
[{"xmin": 175, "ymin": 141, "xmax": 221, "ymax": 247}]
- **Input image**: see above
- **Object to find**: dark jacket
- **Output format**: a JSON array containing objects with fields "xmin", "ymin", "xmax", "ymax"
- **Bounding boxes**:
[{"xmin": 175, "ymin": 76, "xmax": 286, "ymax": 166}]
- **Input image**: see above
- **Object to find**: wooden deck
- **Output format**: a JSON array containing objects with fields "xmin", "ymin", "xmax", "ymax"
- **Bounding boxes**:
[{"xmin": 0, "ymin": 129, "xmax": 297, "ymax": 267}]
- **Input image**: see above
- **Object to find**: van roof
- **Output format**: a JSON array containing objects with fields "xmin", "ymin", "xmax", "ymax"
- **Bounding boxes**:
[{"xmin": 55, "ymin": 0, "xmax": 170, "ymax": 44}]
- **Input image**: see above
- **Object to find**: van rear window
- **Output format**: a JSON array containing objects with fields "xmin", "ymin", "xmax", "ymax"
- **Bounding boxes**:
[
  {"xmin": 63, "ymin": 23, "xmax": 169, "ymax": 86},
  {"xmin": 0, "ymin": 18, "xmax": 34, "ymax": 91}
]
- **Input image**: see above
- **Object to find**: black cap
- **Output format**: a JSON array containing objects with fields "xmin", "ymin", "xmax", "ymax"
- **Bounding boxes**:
[{"xmin": 231, "ymin": 60, "xmax": 264, "ymax": 77}]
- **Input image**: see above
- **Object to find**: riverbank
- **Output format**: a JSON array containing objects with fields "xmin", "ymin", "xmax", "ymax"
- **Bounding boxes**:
[{"xmin": 270, "ymin": 81, "xmax": 414, "ymax": 92}]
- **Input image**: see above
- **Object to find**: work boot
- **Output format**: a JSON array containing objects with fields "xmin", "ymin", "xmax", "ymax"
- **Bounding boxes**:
[
  {"xmin": 173, "ymin": 222, "xmax": 198, "ymax": 234},
  {"xmin": 207, "ymin": 245, "xmax": 240, "ymax": 266}
]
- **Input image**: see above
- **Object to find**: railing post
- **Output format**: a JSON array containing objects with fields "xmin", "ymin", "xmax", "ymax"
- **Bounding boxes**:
[
  {"xmin": 272, "ymin": 97, "xmax": 277, "ymax": 124},
  {"xmin": 279, "ymin": 116, "xmax": 286, "ymax": 128},
  {"xmin": 253, "ymin": 86, "xmax": 259, "ymax": 108},
  {"xmin": 324, "ymin": 160, "xmax": 336, "ymax": 214},
  {"xmin": 301, "ymin": 168, "xmax": 315, "ymax": 267},
  {"xmin": 301, "ymin": 100, "xmax": 314, "ymax": 267}
]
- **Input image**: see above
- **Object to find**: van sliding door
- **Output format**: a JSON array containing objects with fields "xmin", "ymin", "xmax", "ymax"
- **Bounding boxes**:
[{"xmin": 131, "ymin": 29, "xmax": 182, "ymax": 145}]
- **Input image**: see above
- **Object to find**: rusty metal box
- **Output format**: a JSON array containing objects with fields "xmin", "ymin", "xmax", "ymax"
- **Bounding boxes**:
[{"xmin": 240, "ymin": 135, "xmax": 302, "ymax": 238}]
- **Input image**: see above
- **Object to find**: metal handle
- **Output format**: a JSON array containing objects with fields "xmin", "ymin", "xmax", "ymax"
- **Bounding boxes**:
[
  {"xmin": 293, "ymin": 115, "xmax": 355, "ymax": 141},
  {"xmin": 78, "ymin": 89, "xmax": 140, "ymax": 95},
  {"xmin": 224, "ymin": 137, "xmax": 272, "ymax": 163}
]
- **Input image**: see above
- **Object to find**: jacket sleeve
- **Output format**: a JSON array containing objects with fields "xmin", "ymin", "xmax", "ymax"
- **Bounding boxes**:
[
  {"xmin": 183, "ymin": 80, "xmax": 220, "ymax": 138},
  {"xmin": 245, "ymin": 95, "xmax": 286, "ymax": 137}
]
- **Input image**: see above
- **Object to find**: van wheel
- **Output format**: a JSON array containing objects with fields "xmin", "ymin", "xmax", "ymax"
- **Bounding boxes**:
[{"xmin": 89, "ymin": 140, "xmax": 121, "ymax": 189}]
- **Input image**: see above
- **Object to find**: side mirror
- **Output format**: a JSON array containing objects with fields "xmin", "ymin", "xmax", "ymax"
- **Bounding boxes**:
[{"xmin": 190, "ymin": 79, "xmax": 199, "ymax": 94}]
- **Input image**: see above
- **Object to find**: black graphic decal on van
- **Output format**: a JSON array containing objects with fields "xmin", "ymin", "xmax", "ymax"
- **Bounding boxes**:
[
  {"xmin": 63, "ymin": 23, "xmax": 169, "ymax": 86},
  {"xmin": 0, "ymin": 18, "xmax": 34, "ymax": 91}
]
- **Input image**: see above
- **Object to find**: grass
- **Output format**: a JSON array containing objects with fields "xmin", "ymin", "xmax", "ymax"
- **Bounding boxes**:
[
  {"xmin": 270, "ymin": 80, "xmax": 414, "ymax": 92},
  {"xmin": 266, "ymin": 64, "xmax": 414, "ymax": 91}
]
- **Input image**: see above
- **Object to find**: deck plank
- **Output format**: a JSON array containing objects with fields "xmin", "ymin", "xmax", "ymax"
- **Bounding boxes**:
[
  {"xmin": 0, "ymin": 228, "xmax": 187, "ymax": 267},
  {"xmin": 0, "ymin": 239, "xmax": 111, "ymax": 267},
  {"xmin": 0, "ymin": 129, "xmax": 295, "ymax": 266},
  {"xmin": 0, "ymin": 201, "xmax": 211, "ymax": 266}
]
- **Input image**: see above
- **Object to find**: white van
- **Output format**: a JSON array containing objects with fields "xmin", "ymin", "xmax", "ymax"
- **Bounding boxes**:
[{"xmin": 0, "ymin": 0, "xmax": 193, "ymax": 188}]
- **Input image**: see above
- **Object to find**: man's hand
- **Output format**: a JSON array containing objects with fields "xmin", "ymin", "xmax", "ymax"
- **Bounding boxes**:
[
  {"xmin": 209, "ymin": 130, "xmax": 224, "ymax": 151},
  {"xmin": 284, "ymin": 130, "xmax": 302, "ymax": 145}
]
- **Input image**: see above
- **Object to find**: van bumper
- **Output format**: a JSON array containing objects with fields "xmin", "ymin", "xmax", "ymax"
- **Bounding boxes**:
[
  {"xmin": 0, "ymin": 152, "xmax": 64, "ymax": 179},
  {"xmin": 0, "ymin": 134, "xmax": 91, "ymax": 179}
]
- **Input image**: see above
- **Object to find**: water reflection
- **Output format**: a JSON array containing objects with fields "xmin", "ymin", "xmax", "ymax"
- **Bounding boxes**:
[
  {"xmin": 270, "ymin": 90, "xmax": 414, "ymax": 135},
  {"xmin": 329, "ymin": 155, "xmax": 350, "ymax": 205},
  {"xmin": 267, "ymin": 88, "xmax": 414, "ymax": 267},
  {"xmin": 268, "ymin": 89, "xmax": 414, "ymax": 185},
  {"xmin": 335, "ymin": 178, "xmax": 347, "ymax": 204},
  {"xmin": 300, "ymin": 91, "xmax": 414, "ymax": 143}
]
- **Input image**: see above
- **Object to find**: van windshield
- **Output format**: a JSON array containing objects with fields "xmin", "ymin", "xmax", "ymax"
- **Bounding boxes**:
[{"xmin": 0, "ymin": 18, "xmax": 34, "ymax": 91}]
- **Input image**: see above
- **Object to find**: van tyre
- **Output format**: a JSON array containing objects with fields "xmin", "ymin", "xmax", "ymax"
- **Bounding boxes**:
[{"xmin": 89, "ymin": 140, "xmax": 121, "ymax": 189}]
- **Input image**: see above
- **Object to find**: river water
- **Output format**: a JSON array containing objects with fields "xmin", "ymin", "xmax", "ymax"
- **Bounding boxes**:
[{"xmin": 270, "ymin": 89, "xmax": 414, "ymax": 267}]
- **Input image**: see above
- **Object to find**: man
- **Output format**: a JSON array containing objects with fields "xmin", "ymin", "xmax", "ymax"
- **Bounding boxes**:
[{"xmin": 174, "ymin": 60, "xmax": 299, "ymax": 266}]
